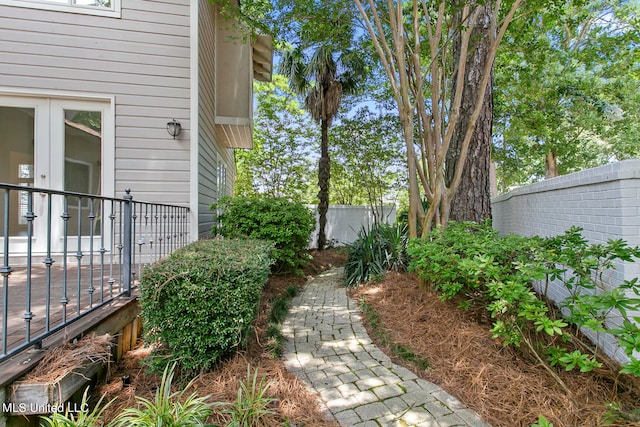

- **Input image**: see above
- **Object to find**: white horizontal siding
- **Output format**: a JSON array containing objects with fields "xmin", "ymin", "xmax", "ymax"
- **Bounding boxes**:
[
  {"xmin": 197, "ymin": 0, "xmax": 218, "ymax": 237},
  {"xmin": 116, "ymin": 158, "xmax": 189, "ymax": 171},
  {"xmin": 2, "ymin": 52, "xmax": 188, "ymax": 78},
  {"xmin": 118, "ymin": 170, "xmax": 190, "ymax": 182},
  {"xmin": 2, "ymin": 63, "xmax": 189, "ymax": 88},
  {"xmin": 0, "ymin": 0, "xmax": 192, "ymax": 208},
  {"xmin": 118, "ymin": 147, "xmax": 191, "ymax": 161},
  {"xmin": 0, "ymin": 28, "xmax": 188, "ymax": 58},
  {"xmin": 0, "ymin": 39, "xmax": 190, "ymax": 68},
  {"xmin": 1, "ymin": 4, "xmax": 189, "ymax": 37}
]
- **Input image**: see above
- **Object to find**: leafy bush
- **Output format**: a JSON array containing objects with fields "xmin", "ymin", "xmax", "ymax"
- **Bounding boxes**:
[
  {"xmin": 140, "ymin": 239, "xmax": 273, "ymax": 373},
  {"xmin": 211, "ymin": 196, "xmax": 315, "ymax": 273},
  {"xmin": 344, "ymin": 223, "xmax": 409, "ymax": 287},
  {"xmin": 408, "ymin": 221, "xmax": 640, "ymax": 380}
]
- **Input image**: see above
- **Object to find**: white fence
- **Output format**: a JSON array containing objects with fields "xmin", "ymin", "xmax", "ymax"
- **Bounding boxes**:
[
  {"xmin": 307, "ymin": 204, "xmax": 396, "ymax": 247},
  {"xmin": 492, "ymin": 159, "xmax": 640, "ymax": 362}
]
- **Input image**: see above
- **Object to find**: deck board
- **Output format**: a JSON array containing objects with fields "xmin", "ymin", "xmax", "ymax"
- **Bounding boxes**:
[{"xmin": 1, "ymin": 264, "xmax": 131, "ymax": 358}]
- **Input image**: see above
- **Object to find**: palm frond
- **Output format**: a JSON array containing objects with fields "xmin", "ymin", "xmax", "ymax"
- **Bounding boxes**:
[
  {"xmin": 307, "ymin": 44, "xmax": 337, "ymax": 83},
  {"xmin": 278, "ymin": 46, "xmax": 309, "ymax": 95},
  {"xmin": 338, "ymin": 49, "xmax": 367, "ymax": 95},
  {"xmin": 304, "ymin": 81, "xmax": 342, "ymax": 123}
]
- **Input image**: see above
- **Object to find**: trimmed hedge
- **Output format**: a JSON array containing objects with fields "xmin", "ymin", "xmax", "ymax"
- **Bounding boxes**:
[
  {"xmin": 211, "ymin": 196, "xmax": 315, "ymax": 273},
  {"xmin": 139, "ymin": 238, "xmax": 273, "ymax": 372}
]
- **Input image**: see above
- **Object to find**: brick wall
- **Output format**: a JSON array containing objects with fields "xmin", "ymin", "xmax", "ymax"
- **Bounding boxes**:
[{"xmin": 492, "ymin": 159, "xmax": 640, "ymax": 362}]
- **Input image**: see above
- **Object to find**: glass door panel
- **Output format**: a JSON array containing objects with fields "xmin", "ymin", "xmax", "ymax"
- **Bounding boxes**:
[
  {"xmin": 63, "ymin": 109, "xmax": 102, "ymax": 236},
  {"xmin": 0, "ymin": 106, "xmax": 35, "ymax": 237}
]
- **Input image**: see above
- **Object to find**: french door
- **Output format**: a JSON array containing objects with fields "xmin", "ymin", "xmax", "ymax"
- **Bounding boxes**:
[{"xmin": 0, "ymin": 95, "xmax": 112, "ymax": 255}]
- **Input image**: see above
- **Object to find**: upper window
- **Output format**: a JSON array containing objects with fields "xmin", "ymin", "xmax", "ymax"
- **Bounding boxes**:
[{"xmin": 1, "ymin": 0, "xmax": 121, "ymax": 17}]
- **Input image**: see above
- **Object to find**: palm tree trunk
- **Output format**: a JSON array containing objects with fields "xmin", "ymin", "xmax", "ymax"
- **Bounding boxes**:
[{"xmin": 317, "ymin": 118, "xmax": 330, "ymax": 250}]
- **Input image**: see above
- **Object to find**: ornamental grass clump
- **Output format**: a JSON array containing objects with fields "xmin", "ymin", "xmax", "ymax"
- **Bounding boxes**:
[
  {"xmin": 139, "ymin": 238, "xmax": 273, "ymax": 373},
  {"xmin": 344, "ymin": 222, "xmax": 409, "ymax": 287},
  {"xmin": 113, "ymin": 363, "xmax": 213, "ymax": 427}
]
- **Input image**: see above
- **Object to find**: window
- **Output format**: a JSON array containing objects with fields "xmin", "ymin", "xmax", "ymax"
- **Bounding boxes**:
[{"xmin": 0, "ymin": 0, "xmax": 121, "ymax": 17}]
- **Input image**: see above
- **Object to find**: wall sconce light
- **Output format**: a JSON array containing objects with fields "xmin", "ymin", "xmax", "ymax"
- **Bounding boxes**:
[{"xmin": 166, "ymin": 119, "xmax": 182, "ymax": 139}]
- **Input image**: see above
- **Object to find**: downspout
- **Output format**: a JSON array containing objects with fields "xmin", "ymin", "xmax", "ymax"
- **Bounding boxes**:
[{"xmin": 189, "ymin": 0, "xmax": 200, "ymax": 241}]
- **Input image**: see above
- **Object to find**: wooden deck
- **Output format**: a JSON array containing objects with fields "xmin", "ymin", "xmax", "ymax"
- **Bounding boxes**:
[{"xmin": 1, "ymin": 263, "xmax": 130, "ymax": 358}]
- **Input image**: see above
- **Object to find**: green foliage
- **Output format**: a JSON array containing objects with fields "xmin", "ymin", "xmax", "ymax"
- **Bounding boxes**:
[
  {"xmin": 344, "ymin": 223, "xmax": 409, "ymax": 287},
  {"xmin": 114, "ymin": 364, "xmax": 213, "ymax": 427},
  {"xmin": 211, "ymin": 196, "xmax": 314, "ymax": 273},
  {"xmin": 329, "ymin": 107, "xmax": 406, "ymax": 208},
  {"xmin": 408, "ymin": 222, "xmax": 640, "ymax": 378},
  {"xmin": 603, "ymin": 402, "xmax": 640, "ymax": 425},
  {"xmin": 217, "ymin": 366, "xmax": 276, "ymax": 427},
  {"xmin": 494, "ymin": 0, "xmax": 640, "ymax": 189},
  {"xmin": 531, "ymin": 415, "xmax": 554, "ymax": 427},
  {"xmin": 265, "ymin": 285, "xmax": 299, "ymax": 357},
  {"xmin": 235, "ymin": 75, "xmax": 316, "ymax": 201},
  {"xmin": 139, "ymin": 239, "xmax": 273, "ymax": 373},
  {"xmin": 39, "ymin": 388, "xmax": 113, "ymax": 427}
]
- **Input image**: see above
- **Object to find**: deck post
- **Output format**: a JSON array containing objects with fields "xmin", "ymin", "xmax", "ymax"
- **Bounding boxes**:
[{"xmin": 123, "ymin": 189, "xmax": 133, "ymax": 297}]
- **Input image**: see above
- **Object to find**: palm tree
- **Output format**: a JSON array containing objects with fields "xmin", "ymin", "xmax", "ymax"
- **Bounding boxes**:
[{"xmin": 279, "ymin": 44, "xmax": 366, "ymax": 250}]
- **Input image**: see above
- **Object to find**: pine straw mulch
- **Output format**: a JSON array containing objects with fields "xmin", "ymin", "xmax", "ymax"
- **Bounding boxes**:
[
  {"xmin": 23, "ymin": 332, "xmax": 112, "ymax": 383},
  {"xmin": 95, "ymin": 248, "xmax": 347, "ymax": 426},
  {"xmin": 352, "ymin": 271, "xmax": 640, "ymax": 427}
]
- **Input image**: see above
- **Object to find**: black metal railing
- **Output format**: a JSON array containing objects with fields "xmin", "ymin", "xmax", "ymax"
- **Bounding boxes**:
[{"xmin": 0, "ymin": 184, "xmax": 190, "ymax": 362}]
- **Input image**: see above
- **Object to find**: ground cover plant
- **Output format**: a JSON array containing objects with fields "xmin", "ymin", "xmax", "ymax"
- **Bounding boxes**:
[
  {"xmin": 112, "ymin": 364, "xmax": 213, "ymax": 426},
  {"xmin": 211, "ymin": 196, "xmax": 315, "ymax": 273},
  {"xmin": 408, "ymin": 221, "xmax": 640, "ymax": 385}
]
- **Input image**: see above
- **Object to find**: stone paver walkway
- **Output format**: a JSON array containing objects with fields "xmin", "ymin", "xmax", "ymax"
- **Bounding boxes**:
[{"xmin": 282, "ymin": 267, "xmax": 492, "ymax": 427}]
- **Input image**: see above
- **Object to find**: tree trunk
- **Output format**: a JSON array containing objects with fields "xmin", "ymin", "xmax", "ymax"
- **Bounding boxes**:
[
  {"xmin": 401, "ymin": 115, "xmax": 420, "ymax": 238},
  {"xmin": 317, "ymin": 118, "xmax": 330, "ymax": 250},
  {"xmin": 545, "ymin": 151, "xmax": 559, "ymax": 178},
  {"xmin": 445, "ymin": 2, "xmax": 493, "ymax": 224}
]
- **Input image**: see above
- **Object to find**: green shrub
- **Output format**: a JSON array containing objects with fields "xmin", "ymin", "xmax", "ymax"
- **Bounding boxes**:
[
  {"xmin": 408, "ymin": 222, "xmax": 640, "ymax": 380},
  {"xmin": 140, "ymin": 239, "xmax": 273, "ymax": 373},
  {"xmin": 407, "ymin": 221, "xmax": 538, "ymax": 305},
  {"xmin": 265, "ymin": 285, "xmax": 299, "ymax": 357},
  {"xmin": 344, "ymin": 223, "xmax": 409, "ymax": 287},
  {"xmin": 211, "ymin": 196, "xmax": 315, "ymax": 273}
]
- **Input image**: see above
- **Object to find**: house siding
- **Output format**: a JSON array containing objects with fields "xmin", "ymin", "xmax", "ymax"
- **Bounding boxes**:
[
  {"xmin": 0, "ymin": 0, "xmax": 192, "ymax": 205},
  {"xmin": 196, "ymin": 0, "xmax": 237, "ymax": 237}
]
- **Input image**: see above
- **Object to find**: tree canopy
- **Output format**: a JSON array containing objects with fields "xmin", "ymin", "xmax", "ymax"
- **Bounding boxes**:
[
  {"xmin": 227, "ymin": 0, "xmax": 640, "ymax": 230},
  {"xmin": 330, "ymin": 107, "xmax": 406, "ymax": 217},
  {"xmin": 235, "ymin": 75, "xmax": 316, "ymax": 201},
  {"xmin": 494, "ymin": 0, "xmax": 640, "ymax": 190}
]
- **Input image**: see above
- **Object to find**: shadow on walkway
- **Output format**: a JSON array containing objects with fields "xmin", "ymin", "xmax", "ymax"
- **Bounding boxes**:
[{"xmin": 282, "ymin": 267, "xmax": 492, "ymax": 427}]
